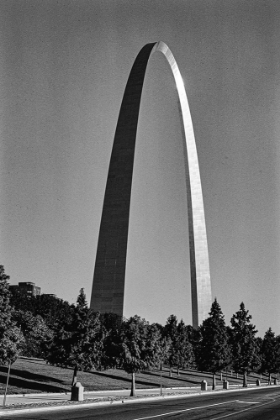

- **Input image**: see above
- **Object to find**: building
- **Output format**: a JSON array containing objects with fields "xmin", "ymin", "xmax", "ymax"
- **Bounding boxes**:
[{"xmin": 9, "ymin": 282, "xmax": 41, "ymax": 297}]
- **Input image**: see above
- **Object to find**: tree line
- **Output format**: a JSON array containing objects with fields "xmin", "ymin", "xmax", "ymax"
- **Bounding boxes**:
[{"xmin": 1, "ymin": 265, "xmax": 280, "ymax": 395}]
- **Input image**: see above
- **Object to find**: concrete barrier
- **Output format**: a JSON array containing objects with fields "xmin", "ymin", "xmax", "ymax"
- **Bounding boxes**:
[
  {"xmin": 71, "ymin": 382, "xmax": 84, "ymax": 401},
  {"xmin": 201, "ymin": 380, "xmax": 207, "ymax": 391},
  {"xmin": 223, "ymin": 380, "xmax": 229, "ymax": 390}
]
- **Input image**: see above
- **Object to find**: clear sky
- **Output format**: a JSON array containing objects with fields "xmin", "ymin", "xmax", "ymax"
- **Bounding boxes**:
[{"xmin": 1, "ymin": 0, "xmax": 280, "ymax": 336}]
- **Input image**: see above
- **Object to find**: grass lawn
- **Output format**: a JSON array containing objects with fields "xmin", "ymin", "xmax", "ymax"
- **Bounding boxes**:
[{"xmin": 0, "ymin": 357, "xmax": 270, "ymax": 395}]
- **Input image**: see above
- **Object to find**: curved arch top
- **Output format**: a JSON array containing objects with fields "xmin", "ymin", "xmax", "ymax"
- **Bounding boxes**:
[{"xmin": 90, "ymin": 42, "xmax": 212, "ymax": 327}]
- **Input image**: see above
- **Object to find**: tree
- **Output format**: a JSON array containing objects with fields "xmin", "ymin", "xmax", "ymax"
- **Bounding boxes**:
[
  {"xmin": 196, "ymin": 300, "xmax": 231, "ymax": 388},
  {"xmin": 13, "ymin": 310, "xmax": 53, "ymax": 358},
  {"xmin": 46, "ymin": 289, "xmax": 104, "ymax": 378},
  {"xmin": 34, "ymin": 294, "xmax": 73, "ymax": 329},
  {"xmin": 69, "ymin": 289, "xmax": 104, "ymax": 372},
  {"xmin": 261, "ymin": 328, "xmax": 280, "ymax": 384},
  {"xmin": 196, "ymin": 299, "xmax": 232, "ymax": 390},
  {"xmin": 157, "ymin": 336, "xmax": 171, "ymax": 371},
  {"xmin": 10, "ymin": 288, "xmax": 74, "ymax": 330},
  {"xmin": 9, "ymin": 288, "xmax": 37, "ymax": 313},
  {"xmin": 121, "ymin": 316, "xmax": 161, "ymax": 396},
  {"xmin": 174, "ymin": 320, "xmax": 195, "ymax": 374},
  {"xmin": 230, "ymin": 302, "xmax": 261, "ymax": 387},
  {"xmin": 0, "ymin": 266, "xmax": 23, "ymax": 365},
  {"xmin": 100, "ymin": 312, "xmax": 124, "ymax": 370},
  {"xmin": 164, "ymin": 319, "xmax": 195, "ymax": 376},
  {"xmin": 163, "ymin": 315, "xmax": 179, "ymax": 376}
]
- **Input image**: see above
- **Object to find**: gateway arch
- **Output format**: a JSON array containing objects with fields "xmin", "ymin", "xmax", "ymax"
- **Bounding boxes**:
[{"xmin": 90, "ymin": 42, "xmax": 212, "ymax": 328}]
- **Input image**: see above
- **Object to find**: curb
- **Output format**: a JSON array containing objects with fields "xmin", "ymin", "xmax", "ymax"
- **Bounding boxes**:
[{"xmin": 0, "ymin": 391, "xmax": 203, "ymax": 417}]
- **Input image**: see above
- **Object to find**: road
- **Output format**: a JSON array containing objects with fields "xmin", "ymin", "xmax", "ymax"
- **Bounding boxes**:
[{"xmin": 2, "ymin": 387, "xmax": 280, "ymax": 420}]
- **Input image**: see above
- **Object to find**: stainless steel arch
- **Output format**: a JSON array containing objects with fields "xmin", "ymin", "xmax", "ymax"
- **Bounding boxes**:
[{"xmin": 90, "ymin": 41, "xmax": 212, "ymax": 327}]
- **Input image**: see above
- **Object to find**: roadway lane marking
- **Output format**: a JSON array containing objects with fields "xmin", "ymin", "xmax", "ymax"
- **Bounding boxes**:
[
  {"xmin": 235, "ymin": 400, "xmax": 259, "ymax": 404},
  {"xmin": 211, "ymin": 397, "xmax": 277, "ymax": 420},
  {"xmin": 133, "ymin": 400, "xmax": 242, "ymax": 420}
]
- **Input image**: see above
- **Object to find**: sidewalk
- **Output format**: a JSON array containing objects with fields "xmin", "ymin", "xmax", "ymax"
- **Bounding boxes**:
[{"xmin": 0, "ymin": 386, "xmax": 201, "ymax": 407}]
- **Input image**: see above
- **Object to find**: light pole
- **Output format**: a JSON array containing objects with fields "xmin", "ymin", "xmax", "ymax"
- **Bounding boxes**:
[{"xmin": 3, "ymin": 360, "xmax": 11, "ymax": 407}]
